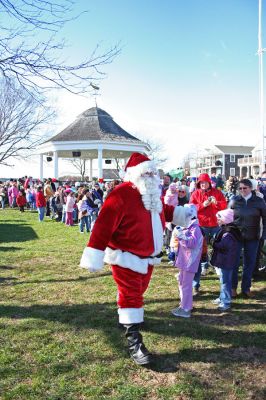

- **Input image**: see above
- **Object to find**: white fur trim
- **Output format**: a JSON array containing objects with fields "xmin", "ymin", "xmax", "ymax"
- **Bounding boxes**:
[
  {"xmin": 104, "ymin": 247, "xmax": 161, "ymax": 274},
  {"xmin": 124, "ymin": 160, "xmax": 157, "ymax": 181},
  {"xmin": 151, "ymin": 211, "xmax": 164, "ymax": 256},
  {"xmin": 118, "ymin": 307, "xmax": 144, "ymax": 324},
  {"xmin": 80, "ymin": 247, "xmax": 105, "ymax": 272},
  {"xmin": 172, "ymin": 206, "xmax": 187, "ymax": 227}
]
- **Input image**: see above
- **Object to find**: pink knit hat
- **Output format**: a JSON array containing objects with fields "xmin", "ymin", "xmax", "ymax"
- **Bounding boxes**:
[{"xmin": 216, "ymin": 209, "xmax": 234, "ymax": 224}]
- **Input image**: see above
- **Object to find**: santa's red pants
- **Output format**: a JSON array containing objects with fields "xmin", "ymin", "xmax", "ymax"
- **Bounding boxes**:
[{"xmin": 112, "ymin": 264, "xmax": 154, "ymax": 324}]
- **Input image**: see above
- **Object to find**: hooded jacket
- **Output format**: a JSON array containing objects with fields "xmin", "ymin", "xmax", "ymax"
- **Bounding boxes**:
[
  {"xmin": 189, "ymin": 174, "xmax": 227, "ymax": 227},
  {"xmin": 210, "ymin": 223, "xmax": 242, "ymax": 269},
  {"xmin": 174, "ymin": 220, "xmax": 203, "ymax": 273}
]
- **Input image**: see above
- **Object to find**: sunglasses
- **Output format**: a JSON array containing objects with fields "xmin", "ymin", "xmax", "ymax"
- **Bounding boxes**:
[
  {"xmin": 239, "ymin": 187, "xmax": 249, "ymax": 190},
  {"xmin": 179, "ymin": 190, "xmax": 186, "ymax": 193}
]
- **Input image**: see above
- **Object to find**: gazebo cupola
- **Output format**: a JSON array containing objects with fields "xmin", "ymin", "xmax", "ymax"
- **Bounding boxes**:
[{"xmin": 37, "ymin": 107, "xmax": 150, "ymax": 179}]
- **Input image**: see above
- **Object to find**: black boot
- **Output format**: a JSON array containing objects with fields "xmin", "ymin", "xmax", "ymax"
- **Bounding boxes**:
[{"xmin": 124, "ymin": 324, "xmax": 152, "ymax": 365}]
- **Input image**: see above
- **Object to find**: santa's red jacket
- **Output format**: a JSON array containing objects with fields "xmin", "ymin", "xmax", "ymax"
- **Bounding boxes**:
[{"xmin": 80, "ymin": 182, "xmax": 183, "ymax": 274}]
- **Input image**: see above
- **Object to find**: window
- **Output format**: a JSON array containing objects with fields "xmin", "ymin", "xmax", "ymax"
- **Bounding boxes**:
[
  {"xmin": 230, "ymin": 168, "xmax": 235, "ymax": 176},
  {"xmin": 230, "ymin": 154, "xmax": 235, "ymax": 162}
]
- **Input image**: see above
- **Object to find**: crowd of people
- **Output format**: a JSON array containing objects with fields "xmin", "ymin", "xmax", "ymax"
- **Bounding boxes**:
[
  {"xmin": 0, "ymin": 177, "xmax": 120, "ymax": 232},
  {"xmin": 1, "ymin": 162, "xmax": 266, "ymax": 366}
]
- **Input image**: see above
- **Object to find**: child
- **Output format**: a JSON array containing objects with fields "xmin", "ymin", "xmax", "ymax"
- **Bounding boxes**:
[
  {"xmin": 16, "ymin": 189, "xmax": 27, "ymax": 212},
  {"xmin": 164, "ymin": 183, "xmax": 179, "ymax": 206},
  {"xmin": 65, "ymin": 191, "xmax": 76, "ymax": 226},
  {"xmin": 77, "ymin": 190, "xmax": 90, "ymax": 233},
  {"xmin": 210, "ymin": 209, "xmax": 242, "ymax": 311},
  {"xmin": 171, "ymin": 204, "xmax": 203, "ymax": 318}
]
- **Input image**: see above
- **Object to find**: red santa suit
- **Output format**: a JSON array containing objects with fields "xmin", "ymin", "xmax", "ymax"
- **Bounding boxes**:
[{"xmin": 80, "ymin": 153, "xmax": 185, "ymax": 325}]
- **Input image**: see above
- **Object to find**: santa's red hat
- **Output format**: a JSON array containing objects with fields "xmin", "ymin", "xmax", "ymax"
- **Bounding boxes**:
[
  {"xmin": 121, "ymin": 152, "xmax": 156, "ymax": 181},
  {"xmin": 125, "ymin": 153, "xmax": 151, "ymax": 170}
]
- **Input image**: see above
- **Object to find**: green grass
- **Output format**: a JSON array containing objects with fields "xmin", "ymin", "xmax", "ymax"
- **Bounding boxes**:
[{"xmin": 0, "ymin": 209, "xmax": 265, "ymax": 400}]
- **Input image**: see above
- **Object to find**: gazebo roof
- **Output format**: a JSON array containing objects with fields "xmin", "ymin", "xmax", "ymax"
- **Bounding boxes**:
[{"xmin": 46, "ymin": 107, "xmax": 141, "ymax": 144}]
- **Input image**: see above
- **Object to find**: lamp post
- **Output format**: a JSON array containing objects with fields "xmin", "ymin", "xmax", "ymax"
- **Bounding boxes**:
[{"xmin": 258, "ymin": 0, "xmax": 265, "ymax": 174}]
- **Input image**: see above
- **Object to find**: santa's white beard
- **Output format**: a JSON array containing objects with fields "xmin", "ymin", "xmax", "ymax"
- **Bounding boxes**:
[{"xmin": 126, "ymin": 174, "xmax": 162, "ymax": 212}]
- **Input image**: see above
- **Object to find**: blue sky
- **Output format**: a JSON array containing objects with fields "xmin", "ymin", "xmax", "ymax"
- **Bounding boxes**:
[{"xmin": 2, "ymin": 0, "xmax": 265, "ymax": 177}]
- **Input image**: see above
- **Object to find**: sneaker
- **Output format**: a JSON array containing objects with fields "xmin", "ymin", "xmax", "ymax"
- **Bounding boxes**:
[
  {"xmin": 193, "ymin": 288, "xmax": 200, "ymax": 296},
  {"xmin": 80, "ymin": 231, "xmax": 84, "ymax": 234},
  {"xmin": 218, "ymin": 304, "xmax": 231, "ymax": 311},
  {"xmin": 242, "ymin": 290, "xmax": 254, "ymax": 299},
  {"xmin": 171, "ymin": 307, "xmax": 191, "ymax": 318},
  {"xmin": 212, "ymin": 298, "xmax": 221, "ymax": 305},
  {"xmin": 201, "ymin": 267, "xmax": 208, "ymax": 276}
]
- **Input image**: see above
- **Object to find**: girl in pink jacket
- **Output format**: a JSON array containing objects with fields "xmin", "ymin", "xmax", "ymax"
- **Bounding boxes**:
[
  {"xmin": 65, "ymin": 192, "xmax": 76, "ymax": 226},
  {"xmin": 171, "ymin": 204, "xmax": 203, "ymax": 318}
]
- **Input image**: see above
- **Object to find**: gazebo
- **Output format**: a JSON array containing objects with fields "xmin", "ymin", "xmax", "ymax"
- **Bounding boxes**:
[{"xmin": 37, "ymin": 107, "xmax": 150, "ymax": 180}]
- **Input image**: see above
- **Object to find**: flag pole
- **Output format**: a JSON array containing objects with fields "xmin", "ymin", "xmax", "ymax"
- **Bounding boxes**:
[{"xmin": 258, "ymin": 0, "xmax": 265, "ymax": 174}]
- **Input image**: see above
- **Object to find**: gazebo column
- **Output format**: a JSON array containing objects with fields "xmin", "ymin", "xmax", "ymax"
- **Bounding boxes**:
[
  {"xmin": 39, "ymin": 154, "xmax": 43, "ymax": 180},
  {"xmin": 98, "ymin": 148, "xmax": 103, "ymax": 180},
  {"xmin": 89, "ymin": 159, "xmax": 93, "ymax": 181},
  {"xmin": 53, "ymin": 151, "xmax": 58, "ymax": 179}
]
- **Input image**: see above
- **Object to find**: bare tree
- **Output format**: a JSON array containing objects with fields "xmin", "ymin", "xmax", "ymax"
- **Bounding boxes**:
[
  {"xmin": 139, "ymin": 137, "xmax": 167, "ymax": 167},
  {"xmin": 0, "ymin": 0, "xmax": 120, "ymax": 100},
  {"xmin": 0, "ymin": 79, "xmax": 54, "ymax": 166},
  {"xmin": 66, "ymin": 158, "xmax": 87, "ymax": 181}
]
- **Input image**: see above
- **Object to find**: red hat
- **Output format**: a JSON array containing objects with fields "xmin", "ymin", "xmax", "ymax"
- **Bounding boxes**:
[{"xmin": 125, "ymin": 153, "xmax": 151, "ymax": 171}]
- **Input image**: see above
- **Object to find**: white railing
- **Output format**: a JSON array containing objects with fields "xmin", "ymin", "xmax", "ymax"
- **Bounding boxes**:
[{"xmin": 238, "ymin": 156, "xmax": 266, "ymax": 165}]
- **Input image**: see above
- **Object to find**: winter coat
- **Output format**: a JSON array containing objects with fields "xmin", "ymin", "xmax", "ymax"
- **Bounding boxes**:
[
  {"xmin": 164, "ymin": 189, "xmax": 179, "ymax": 206},
  {"xmin": 16, "ymin": 194, "xmax": 26, "ymax": 207},
  {"xmin": 229, "ymin": 193, "xmax": 266, "ymax": 240},
  {"xmin": 65, "ymin": 196, "xmax": 76, "ymax": 212},
  {"xmin": 174, "ymin": 220, "xmax": 203, "ymax": 273},
  {"xmin": 189, "ymin": 187, "xmax": 227, "ymax": 227},
  {"xmin": 78, "ymin": 197, "xmax": 89, "ymax": 218},
  {"xmin": 210, "ymin": 224, "xmax": 242, "ymax": 269},
  {"xmin": 36, "ymin": 191, "xmax": 46, "ymax": 208}
]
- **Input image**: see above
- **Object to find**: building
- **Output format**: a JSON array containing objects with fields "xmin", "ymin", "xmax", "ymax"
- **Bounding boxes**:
[
  {"xmin": 191, "ymin": 145, "xmax": 254, "ymax": 178},
  {"xmin": 237, "ymin": 143, "xmax": 266, "ymax": 177}
]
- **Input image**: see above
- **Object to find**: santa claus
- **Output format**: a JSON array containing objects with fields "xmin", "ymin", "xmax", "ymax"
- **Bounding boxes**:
[{"xmin": 80, "ymin": 152, "xmax": 185, "ymax": 365}]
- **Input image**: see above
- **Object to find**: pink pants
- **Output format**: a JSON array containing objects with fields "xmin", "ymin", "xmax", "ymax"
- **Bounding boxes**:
[
  {"xmin": 65, "ymin": 211, "xmax": 73, "ymax": 226},
  {"xmin": 178, "ymin": 269, "xmax": 194, "ymax": 311}
]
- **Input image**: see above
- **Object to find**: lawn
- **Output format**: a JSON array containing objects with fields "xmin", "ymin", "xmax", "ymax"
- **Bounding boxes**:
[{"xmin": 0, "ymin": 209, "xmax": 265, "ymax": 400}]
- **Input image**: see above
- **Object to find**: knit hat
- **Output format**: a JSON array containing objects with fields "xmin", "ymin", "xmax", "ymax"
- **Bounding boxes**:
[
  {"xmin": 183, "ymin": 204, "xmax": 198, "ymax": 226},
  {"xmin": 216, "ymin": 209, "xmax": 234, "ymax": 225}
]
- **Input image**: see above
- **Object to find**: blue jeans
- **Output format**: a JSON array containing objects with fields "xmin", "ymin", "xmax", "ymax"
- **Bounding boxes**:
[
  {"xmin": 201, "ymin": 226, "xmax": 220, "ymax": 244},
  {"xmin": 219, "ymin": 268, "xmax": 233, "ymax": 306},
  {"xmin": 79, "ymin": 215, "xmax": 90, "ymax": 232},
  {"xmin": 200, "ymin": 226, "xmax": 220, "ymax": 269},
  {"xmin": 1, "ymin": 199, "xmax": 5, "ymax": 209},
  {"xmin": 232, "ymin": 239, "xmax": 260, "ymax": 293},
  {"xmin": 61, "ymin": 205, "xmax": 66, "ymax": 223},
  {"xmin": 38, "ymin": 207, "xmax": 45, "ymax": 221},
  {"xmin": 193, "ymin": 262, "xmax": 202, "ymax": 290}
]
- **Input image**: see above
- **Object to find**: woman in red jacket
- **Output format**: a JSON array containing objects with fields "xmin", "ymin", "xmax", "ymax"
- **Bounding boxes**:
[
  {"xmin": 189, "ymin": 173, "xmax": 227, "ymax": 273},
  {"xmin": 36, "ymin": 186, "xmax": 46, "ymax": 222},
  {"xmin": 16, "ymin": 189, "xmax": 27, "ymax": 212}
]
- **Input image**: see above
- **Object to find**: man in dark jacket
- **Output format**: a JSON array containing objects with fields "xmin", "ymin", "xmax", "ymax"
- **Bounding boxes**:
[{"xmin": 229, "ymin": 179, "xmax": 266, "ymax": 297}]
